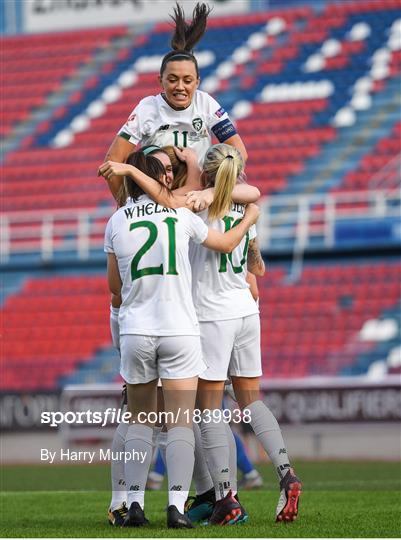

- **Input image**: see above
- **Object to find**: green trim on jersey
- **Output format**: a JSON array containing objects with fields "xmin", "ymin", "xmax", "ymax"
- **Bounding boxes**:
[{"xmin": 119, "ymin": 131, "xmax": 132, "ymax": 142}]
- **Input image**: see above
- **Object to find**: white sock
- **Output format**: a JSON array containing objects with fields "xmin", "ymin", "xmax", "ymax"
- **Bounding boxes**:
[
  {"xmin": 109, "ymin": 306, "xmax": 120, "ymax": 351},
  {"xmin": 193, "ymin": 422, "xmax": 213, "ymax": 495},
  {"xmin": 248, "ymin": 400, "xmax": 291, "ymax": 481},
  {"xmin": 109, "ymin": 421, "xmax": 128, "ymax": 511},
  {"xmin": 125, "ymin": 424, "xmax": 154, "ymax": 509},
  {"xmin": 166, "ymin": 427, "xmax": 195, "ymax": 513},
  {"xmin": 200, "ymin": 410, "xmax": 231, "ymax": 501},
  {"xmin": 225, "ymin": 422, "xmax": 238, "ymax": 496}
]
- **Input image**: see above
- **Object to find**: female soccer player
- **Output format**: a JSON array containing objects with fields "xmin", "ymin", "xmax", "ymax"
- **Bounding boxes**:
[
  {"xmin": 104, "ymin": 149, "xmax": 259, "ymax": 529},
  {"xmin": 100, "ymin": 2, "xmax": 247, "ymax": 202}
]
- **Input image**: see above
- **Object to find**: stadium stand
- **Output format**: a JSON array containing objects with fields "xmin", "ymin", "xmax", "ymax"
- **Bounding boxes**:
[
  {"xmin": 1, "ymin": 258, "xmax": 400, "ymax": 391},
  {"xmin": 1, "ymin": 0, "xmax": 400, "ymax": 391},
  {"xmin": 1, "ymin": 274, "xmax": 111, "ymax": 391}
]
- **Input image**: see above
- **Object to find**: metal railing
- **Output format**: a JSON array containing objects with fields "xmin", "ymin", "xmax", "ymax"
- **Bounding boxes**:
[{"xmin": 1, "ymin": 189, "xmax": 400, "ymax": 265}]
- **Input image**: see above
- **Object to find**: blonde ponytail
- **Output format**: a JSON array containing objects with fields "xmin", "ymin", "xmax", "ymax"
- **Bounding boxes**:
[{"xmin": 203, "ymin": 144, "xmax": 244, "ymax": 221}]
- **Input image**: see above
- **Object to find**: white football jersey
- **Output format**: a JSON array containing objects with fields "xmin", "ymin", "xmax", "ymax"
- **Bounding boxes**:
[
  {"xmin": 190, "ymin": 203, "xmax": 259, "ymax": 322},
  {"xmin": 118, "ymin": 90, "xmax": 237, "ymax": 163},
  {"xmin": 104, "ymin": 195, "xmax": 208, "ymax": 336}
]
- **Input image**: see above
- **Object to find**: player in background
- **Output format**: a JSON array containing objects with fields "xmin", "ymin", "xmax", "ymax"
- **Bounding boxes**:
[
  {"xmin": 103, "ymin": 149, "xmax": 259, "ymax": 528},
  {"xmin": 101, "ymin": 2, "xmax": 248, "ymax": 204}
]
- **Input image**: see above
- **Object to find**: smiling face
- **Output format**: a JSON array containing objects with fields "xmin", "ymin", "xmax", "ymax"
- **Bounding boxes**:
[
  {"xmin": 153, "ymin": 151, "xmax": 174, "ymax": 187},
  {"xmin": 159, "ymin": 60, "xmax": 200, "ymax": 110}
]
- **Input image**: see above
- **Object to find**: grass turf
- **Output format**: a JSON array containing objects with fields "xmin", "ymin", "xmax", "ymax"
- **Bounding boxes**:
[{"xmin": 1, "ymin": 461, "xmax": 400, "ymax": 537}]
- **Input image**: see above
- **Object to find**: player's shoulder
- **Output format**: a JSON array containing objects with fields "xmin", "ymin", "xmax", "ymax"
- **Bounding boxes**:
[
  {"xmin": 135, "ymin": 95, "xmax": 160, "ymax": 112},
  {"xmin": 194, "ymin": 89, "xmax": 218, "ymax": 105},
  {"xmin": 176, "ymin": 206, "xmax": 204, "ymax": 225},
  {"xmin": 194, "ymin": 90, "xmax": 226, "ymax": 119},
  {"xmin": 176, "ymin": 206, "xmax": 194, "ymax": 218}
]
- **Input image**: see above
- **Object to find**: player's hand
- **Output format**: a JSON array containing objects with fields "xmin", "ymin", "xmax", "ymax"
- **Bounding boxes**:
[
  {"xmin": 186, "ymin": 188, "xmax": 214, "ymax": 212},
  {"xmin": 98, "ymin": 161, "xmax": 131, "ymax": 179},
  {"xmin": 244, "ymin": 203, "xmax": 260, "ymax": 225},
  {"xmin": 174, "ymin": 146, "xmax": 198, "ymax": 165}
]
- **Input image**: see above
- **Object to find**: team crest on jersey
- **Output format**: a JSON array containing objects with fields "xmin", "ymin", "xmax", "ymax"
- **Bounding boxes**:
[{"xmin": 192, "ymin": 117, "xmax": 203, "ymax": 131}]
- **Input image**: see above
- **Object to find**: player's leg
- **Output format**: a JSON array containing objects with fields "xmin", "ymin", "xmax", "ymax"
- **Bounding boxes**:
[
  {"xmin": 108, "ymin": 420, "xmax": 128, "ymax": 525},
  {"xmin": 159, "ymin": 335, "xmax": 205, "ymax": 529},
  {"xmin": 147, "ymin": 449, "xmax": 165, "ymax": 490},
  {"xmin": 107, "ymin": 297, "xmax": 129, "ymax": 525},
  {"xmin": 184, "ymin": 421, "xmax": 216, "ymax": 522},
  {"xmin": 234, "ymin": 431, "xmax": 263, "ymax": 490},
  {"xmin": 230, "ymin": 314, "xmax": 302, "ymax": 522},
  {"xmin": 120, "ymin": 334, "xmax": 159, "ymax": 527},
  {"xmin": 197, "ymin": 320, "xmax": 243, "ymax": 525}
]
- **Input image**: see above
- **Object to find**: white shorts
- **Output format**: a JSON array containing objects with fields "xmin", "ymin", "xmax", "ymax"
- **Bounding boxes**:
[
  {"xmin": 120, "ymin": 334, "xmax": 206, "ymax": 385},
  {"xmin": 199, "ymin": 314, "xmax": 262, "ymax": 381}
]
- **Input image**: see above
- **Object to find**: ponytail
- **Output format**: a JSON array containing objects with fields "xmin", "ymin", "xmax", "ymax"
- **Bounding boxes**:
[
  {"xmin": 203, "ymin": 144, "xmax": 244, "ymax": 221},
  {"xmin": 160, "ymin": 2, "xmax": 212, "ymax": 77}
]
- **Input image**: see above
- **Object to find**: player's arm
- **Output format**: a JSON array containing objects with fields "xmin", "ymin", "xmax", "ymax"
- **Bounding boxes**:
[
  {"xmin": 246, "ymin": 272, "xmax": 259, "ymax": 301},
  {"xmin": 185, "ymin": 183, "xmax": 260, "ymax": 212},
  {"xmin": 107, "ymin": 253, "xmax": 122, "ymax": 296},
  {"xmin": 100, "ymin": 136, "xmax": 136, "ymax": 201},
  {"xmin": 99, "ymin": 160, "xmax": 259, "ymax": 212},
  {"xmin": 98, "ymin": 160, "xmax": 185, "ymax": 208},
  {"xmin": 247, "ymin": 237, "xmax": 265, "ymax": 276},
  {"xmin": 111, "ymin": 292, "xmax": 122, "ymax": 308},
  {"xmin": 224, "ymin": 133, "xmax": 248, "ymax": 163},
  {"xmin": 202, "ymin": 203, "xmax": 260, "ymax": 253},
  {"xmin": 173, "ymin": 146, "xmax": 202, "ymax": 193},
  {"xmin": 209, "ymin": 100, "xmax": 248, "ymax": 163}
]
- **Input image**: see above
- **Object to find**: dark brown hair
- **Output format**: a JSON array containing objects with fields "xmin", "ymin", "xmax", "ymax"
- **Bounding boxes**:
[
  {"xmin": 160, "ymin": 2, "xmax": 212, "ymax": 77},
  {"xmin": 124, "ymin": 151, "xmax": 167, "ymax": 202}
]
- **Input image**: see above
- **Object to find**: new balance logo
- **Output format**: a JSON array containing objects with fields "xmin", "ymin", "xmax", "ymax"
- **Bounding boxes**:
[
  {"xmin": 118, "ymin": 479, "xmax": 126, "ymax": 486},
  {"xmin": 221, "ymin": 468, "xmax": 229, "ymax": 473},
  {"xmin": 170, "ymin": 485, "xmax": 182, "ymax": 491},
  {"xmin": 129, "ymin": 485, "xmax": 140, "ymax": 491},
  {"xmin": 279, "ymin": 464, "xmax": 290, "ymax": 470},
  {"xmin": 279, "ymin": 448, "xmax": 287, "ymax": 455}
]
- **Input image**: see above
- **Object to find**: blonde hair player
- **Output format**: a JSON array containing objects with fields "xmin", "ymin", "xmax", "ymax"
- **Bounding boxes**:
[
  {"xmin": 104, "ymin": 149, "xmax": 259, "ymax": 529},
  {"xmin": 190, "ymin": 145, "xmax": 302, "ymax": 524}
]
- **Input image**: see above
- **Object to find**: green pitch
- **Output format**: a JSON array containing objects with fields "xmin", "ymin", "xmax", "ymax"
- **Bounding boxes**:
[{"xmin": 1, "ymin": 461, "xmax": 400, "ymax": 537}]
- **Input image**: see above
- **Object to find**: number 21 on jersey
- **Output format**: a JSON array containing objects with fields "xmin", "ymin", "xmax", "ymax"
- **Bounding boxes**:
[{"xmin": 130, "ymin": 218, "xmax": 178, "ymax": 280}]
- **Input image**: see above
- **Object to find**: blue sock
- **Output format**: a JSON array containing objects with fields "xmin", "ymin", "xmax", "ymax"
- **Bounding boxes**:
[
  {"xmin": 153, "ymin": 449, "xmax": 166, "ymax": 476},
  {"xmin": 234, "ymin": 432, "xmax": 254, "ymax": 474}
]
